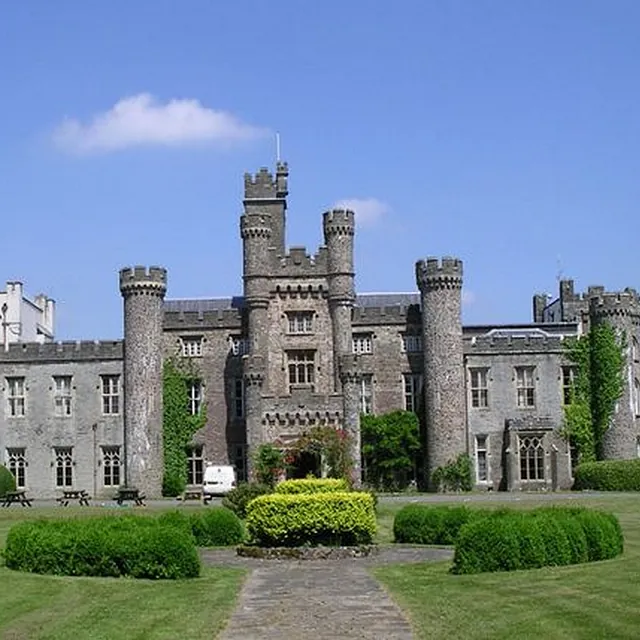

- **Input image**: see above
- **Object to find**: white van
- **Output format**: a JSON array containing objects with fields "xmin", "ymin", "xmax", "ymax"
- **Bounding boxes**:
[{"xmin": 202, "ymin": 465, "xmax": 237, "ymax": 498}]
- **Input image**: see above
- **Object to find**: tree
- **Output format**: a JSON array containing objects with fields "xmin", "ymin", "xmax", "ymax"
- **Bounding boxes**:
[{"xmin": 361, "ymin": 411, "xmax": 420, "ymax": 491}]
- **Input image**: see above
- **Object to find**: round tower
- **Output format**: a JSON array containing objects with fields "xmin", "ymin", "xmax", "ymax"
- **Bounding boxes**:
[
  {"xmin": 243, "ymin": 354, "xmax": 266, "ymax": 481},
  {"xmin": 339, "ymin": 354, "xmax": 362, "ymax": 487},
  {"xmin": 588, "ymin": 290, "xmax": 639, "ymax": 459},
  {"xmin": 415, "ymin": 257, "xmax": 466, "ymax": 489},
  {"xmin": 322, "ymin": 208, "xmax": 355, "ymax": 391},
  {"xmin": 119, "ymin": 265, "xmax": 167, "ymax": 498},
  {"xmin": 241, "ymin": 212, "xmax": 272, "ymax": 358}
]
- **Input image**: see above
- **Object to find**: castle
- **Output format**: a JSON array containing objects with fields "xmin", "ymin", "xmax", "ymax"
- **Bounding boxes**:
[{"xmin": 1, "ymin": 163, "xmax": 639, "ymax": 498}]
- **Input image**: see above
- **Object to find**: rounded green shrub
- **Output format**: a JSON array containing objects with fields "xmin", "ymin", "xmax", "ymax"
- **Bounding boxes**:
[
  {"xmin": 393, "ymin": 505, "xmax": 474, "ymax": 545},
  {"xmin": 246, "ymin": 491, "xmax": 376, "ymax": 547},
  {"xmin": 573, "ymin": 459, "xmax": 640, "ymax": 491},
  {"xmin": 0, "ymin": 465, "xmax": 16, "ymax": 498},
  {"xmin": 4, "ymin": 515, "xmax": 200, "ymax": 579},
  {"xmin": 221, "ymin": 482, "xmax": 272, "ymax": 518},
  {"xmin": 571, "ymin": 509, "xmax": 624, "ymax": 561},
  {"xmin": 189, "ymin": 507, "xmax": 244, "ymax": 546}
]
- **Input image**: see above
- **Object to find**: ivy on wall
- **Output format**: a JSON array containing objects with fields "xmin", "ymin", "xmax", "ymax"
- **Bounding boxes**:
[
  {"xmin": 162, "ymin": 357, "xmax": 207, "ymax": 496},
  {"xmin": 563, "ymin": 323, "xmax": 625, "ymax": 463}
]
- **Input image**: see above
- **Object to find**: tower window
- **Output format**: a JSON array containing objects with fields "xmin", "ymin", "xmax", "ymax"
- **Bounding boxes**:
[
  {"xmin": 233, "ymin": 378, "xmax": 245, "ymax": 419},
  {"xmin": 229, "ymin": 336, "xmax": 249, "ymax": 356},
  {"xmin": 360, "ymin": 374, "xmax": 373, "ymax": 414},
  {"xmin": 287, "ymin": 350, "xmax": 315, "ymax": 392},
  {"xmin": 287, "ymin": 311, "xmax": 313, "ymax": 334},
  {"xmin": 352, "ymin": 334, "xmax": 373, "ymax": 355},
  {"xmin": 403, "ymin": 374, "xmax": 422, "ymax": 413},
  {"xmin": 401, "ymin": 334, "xmax": 422, "ymax": 353},
  {"xmin": 181, "ymin": 336, "xmax": 203, "ymax": 357}
]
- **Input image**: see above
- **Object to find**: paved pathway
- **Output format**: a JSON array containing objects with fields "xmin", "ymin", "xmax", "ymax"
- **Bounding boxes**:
[{"xmin": 203, "ymin": 546, "xmax": 452, "ymax": 640}]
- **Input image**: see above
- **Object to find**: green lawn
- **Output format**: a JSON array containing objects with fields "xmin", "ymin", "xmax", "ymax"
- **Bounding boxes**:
[
  {"xmin": 0, "ymin": 506, "xmax": 246, "ymax": 640},
  {"xmin": 373, "ymin": 494, "xmax": 640, "ymax": 640}
]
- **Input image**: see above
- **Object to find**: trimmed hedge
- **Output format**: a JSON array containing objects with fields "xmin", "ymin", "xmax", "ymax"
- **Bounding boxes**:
[
  {"xmin": 222, "ymin": 482, "xmax": 272, "ymax": 518},
  {"xmin": 245, "ymin": 491, "xmax": 376, "ymax": 547},
  {"xmin": 451, "ymin": 507, "xmax": 623, "ymax": 574},
  {"xmin": 274, "ymin": 478, "xmax": 349, "ymax": 494},
  {"xmin": 0, "ymin": 465, "xmax": 16, "ymax": 498},
  {"xmin": 573, "ymin": 459, "xmax": 640, "ymax": 491},
  {"xmin": 393, "ymin": 505, "xmax": 474, "ymax": 545},
  {"xmin": 4, "ymin": 515, "xmax": 200, "ymax": 579},
  {"xmin": 158, "ymin": 508, "xmax": 244, "ymax": 546}
]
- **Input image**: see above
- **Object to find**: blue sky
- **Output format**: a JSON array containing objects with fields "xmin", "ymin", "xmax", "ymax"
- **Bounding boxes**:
[{"xmin": 2, "ymin": 1, "xmax": 639, "ymax": 340}]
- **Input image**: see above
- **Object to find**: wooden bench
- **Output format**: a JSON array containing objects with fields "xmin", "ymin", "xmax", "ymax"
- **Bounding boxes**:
[
  {"xmin": 115, "ymin": 487, "xmax": 146, "ymax": 506},
  {"xmin": 1, "ymin": 490, "xmax": 33, "ymax": 507},
  {"xmin": 57, "ymin": 489, "xmax": 91, "ymax": 506}
]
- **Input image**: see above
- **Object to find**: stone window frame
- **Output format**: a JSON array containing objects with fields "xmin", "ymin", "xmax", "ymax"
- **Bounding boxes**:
[
  {"xmin": 401, "ymin": 334, "xmax": 422, "ymax": 353},
  {"xmin": 54, "ymin": 446, "xmax": 73, "ymax": 488},
  {"xmin": 352, "ymin": 333, "xmax": 373, "ymax": 355},
  {"xmin": 234, "ymin": 444, "xmax": 247, "ymax": 483},
  {"xmin": 6, "ymin": 447, "xmax": 27, "ymax": 489},
  {"xmin": 187, "ymin": 379, "xmax": 203, "ymax": 415},
  {"xmin": 229, "ymin": 335, "xmax": 250, "ymax": 357},
  {"xmin": 474, "ymin": 435, "xmax": 488, "ymax": 483},
  {"xmin": 181, "ymin": 335, "xmax": 203, "ymax": 357},
  {"xmin": 232, "ymin": 377, "xmax": 245, "ymax": 419},
  {"xmin": 402, "ymin": 373, "xmax": 422, "ymax": 413},
  {"xmin": 360, "ymin": 374, "xmax": 373, "ymax": 414},
  {"xmin": 101, "ymin": 374, "xmax": 120, "ymax": 415},
  {"xmin": 286, "ymin": 311, "xmax": 314, "ymax": 335},
  {"xmin": 53, "ymin": 375, "xmax": 73, "ymax": 417},
  {"xmin": 287, "ymin": 350, "xmax": 316, "ymax": 392},
  {"xmin": 186, "ymin": 444, "xmax": 204, "ymax": 486},
  {"xmin": 518, "ymin": 433, "xmax": 545, "ymax": 481},
  {"xmin": 6, "ymin": 376, "xmax": 26, "ymax": 417},
  {"xmin": 102, "ymin": 445, "xmax": 121, "ymax": 487},
  {"xmin": 515, "ymin": 366, "xmax": 536, "ymax": 408},
  {"xmin": 469, "ymin": 368, "xmax": 489, "ymax": 408},
  {"xmin": 634, "ymin": 378, "xmax": 640, "ymax": 417}
]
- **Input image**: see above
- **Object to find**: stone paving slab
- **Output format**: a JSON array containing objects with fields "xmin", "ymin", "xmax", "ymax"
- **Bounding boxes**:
[{"xmin": 210, "ymin": 546, "xmax": 452, "ymax": 640}]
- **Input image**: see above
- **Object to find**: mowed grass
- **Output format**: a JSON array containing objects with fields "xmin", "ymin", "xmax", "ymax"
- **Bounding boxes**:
[
  {"xmin": 373, "ymin": 494, "xmax": 640, "ymax": 640},
  {"xmin": 0, "ymin": 506, "xmax": 246, "ymax": 640}
]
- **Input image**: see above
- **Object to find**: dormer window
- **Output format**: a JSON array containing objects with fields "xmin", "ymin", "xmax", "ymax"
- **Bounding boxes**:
[
  {"xmin": 287, "ymin": 311, "xmax": 313, "ymax": 334},
  {"xmin": 181, "ymin": 336, "xmax": 203, "ymax": 357}
]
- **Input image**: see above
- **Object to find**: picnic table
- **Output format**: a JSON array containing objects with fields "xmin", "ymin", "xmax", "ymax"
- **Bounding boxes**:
[
  {"xmin": 115, "ymin": 487, "xmax": 146, "ymax": 506},
  {"xmin": 2, "ymin": 490, "xmax": 33, "ymax": 507},
  {"xmin": 57, "ymin": 489, "xmax": 91, "ymax": 506},
  {"xmin": 179, "ymin": 488, "xmax": 208, "ymax": 503}
]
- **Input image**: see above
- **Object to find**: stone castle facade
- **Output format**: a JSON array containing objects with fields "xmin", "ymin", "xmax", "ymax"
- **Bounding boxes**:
[{"xmin": 1, "ymin": 163, "xmax": 639, "ymax": 498}]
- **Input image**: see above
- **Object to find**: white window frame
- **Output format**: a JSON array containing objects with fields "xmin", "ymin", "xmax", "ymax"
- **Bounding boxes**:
[
  {"xmin": 562, "ymin": 366, "xmax": 576, "ymax": 406},
  {"xmin": 187, "ymin": 380, "xmax": 202, "ymax": 415},
  {"xmin": 403, "ymin": 373, "xmax": 422, "ymax": 413},
  {"xmin": 475, "ymin": 435, "xmax": 488, "ymax": 483},
  {"xmin": 287, "ymin": 311, "xmax": 314, "ymax": 334},
  {"xmin": 101, "ymin": 375, "xmax": 120, "ymax": 415},
  {"xmin": 102, "ymin": 446, "xmax": 121, "ymax": 487},
  {"xmin": 515, "ymin": 366, "xmax": 536, "ymax": 408},
  {"xmin": 7, "ymin": 377, "xmax": 26, "ymax": 417},
  {"xmin": 186, "ymin": 445, "xmax": 204, "ymax": 486},
  {"xmin": 7, "ymin": 447, "xmax": 27, "ymax": 489},
  {"xmin": 53, "ymin": 375, "xmax": 72, "ymax": 417},
  {"xmin": 181, "ymin": 336, "xmax": 203, "ymax": 357},
  {"xmin": 469, "ymin": 368, "xmax": 489, "ymax": 408},
  {"xmin": 352, "ymin": 334, "xmax": 373, "ymax": 355},
  {"xmin": 360, "ymin": 374, "xmax": 373, "ymax": 414}
]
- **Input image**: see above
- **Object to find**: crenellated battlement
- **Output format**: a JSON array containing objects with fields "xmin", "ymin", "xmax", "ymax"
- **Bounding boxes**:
[
  {"xmin": 352, "ymin": 303, "xmax": 421, "ymax": 326},
  {"xmin": 119, "ymin": 266, "xmax": 167, "ymax": 296},
  {"xmin": 0, "ymin": 340, "xmax": 123, "ymax": 362},
  {"xmin": 589, "ymin": 289, "xmax": 640, "ymax": 318},
  {"xmin": 416, "ymin": 256, "xmax": 463, "ymax": 291},
  {"xmin": 163, "ymin": 308, "xmax": 243, "ymax": 330},
  {"xmin": 244, "ymin": 163, "xmax": 288, "ymax": 200},
  {"xmin": 322, "ymin": 209, "xmax": 355, "ymax": 236},
  {"xmin": 240, "ymin": 213, "xmax": 272, "ymax": 239},
  {"xmin": 464, "ymin": 334, "xmax": 566, "ymax": 354},
  {"xmin": 273, "ymin": 246, "xmax": 329, "ymax": 274}
]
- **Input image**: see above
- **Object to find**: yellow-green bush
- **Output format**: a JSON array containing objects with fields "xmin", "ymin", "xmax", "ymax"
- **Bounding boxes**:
[
  {"xmin": 246, "ymin": 491, "xmax": 376, "ymax": 547},
  {"xmin": 275, "ymin": 478, "xmax": 349, "ymax": 494}
]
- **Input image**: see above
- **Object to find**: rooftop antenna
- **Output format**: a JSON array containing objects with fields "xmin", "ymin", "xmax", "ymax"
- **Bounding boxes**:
[
  {"xmin": 556, "ymin": 254, "xmax": 564, "ymax": 283},
  {"xmin": 275, "ymin": 132, "xmax": 281, "ymax": 163}
]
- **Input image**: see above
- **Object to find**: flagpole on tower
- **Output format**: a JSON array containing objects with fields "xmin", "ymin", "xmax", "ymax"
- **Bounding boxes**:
[{"xmin": 276, "ymin": 132, "xmax": 281, "ymax": 163}]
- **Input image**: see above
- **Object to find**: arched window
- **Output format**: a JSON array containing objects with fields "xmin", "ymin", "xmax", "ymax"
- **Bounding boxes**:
[{"xmin": 519, "ymin": 435, "xmax": 544, "ymax": 480}]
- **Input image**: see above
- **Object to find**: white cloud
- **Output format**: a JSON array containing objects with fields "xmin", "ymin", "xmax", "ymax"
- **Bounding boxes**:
[
  {"xmin": 332, "ymin": 198, "xmax": 390, "ymax": 227},
  {"xmin": 462, "ymin": 290, "xmax": 476, "ymax": 306},
  {"xmin": 52, "ymin": 93, "xmax": 268, "ymax": 154}
]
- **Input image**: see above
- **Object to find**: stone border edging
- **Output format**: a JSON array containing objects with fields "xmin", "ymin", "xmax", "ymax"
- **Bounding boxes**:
[{"xmin": 236, "ymin": 544, "xmax": 380, "ymax": 560}]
